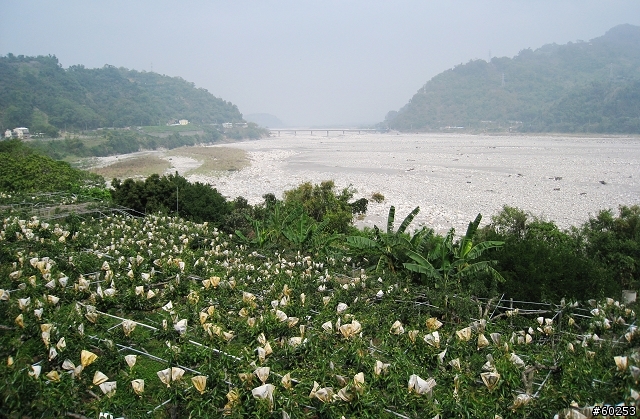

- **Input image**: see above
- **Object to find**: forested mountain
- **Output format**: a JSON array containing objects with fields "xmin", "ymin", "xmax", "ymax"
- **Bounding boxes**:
[
  {"xmin": 0, "ymin": 54, "xmax": 244, "ymax": 135},
  {"xmin": 384, "ymin": 24, "xmax": 640, "ymax": 133}
]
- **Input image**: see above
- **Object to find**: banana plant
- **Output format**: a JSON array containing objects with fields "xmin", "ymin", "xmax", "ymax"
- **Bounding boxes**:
[
  {"xmin": 404, "ymin": 213, "xmax": 505, "ymax": 290},
  {"xmin": 282, "ymin": 209, "xmax": 317, "ymax": 251},
  {"xmin": 264, "ymin": 201, "xmax": 288, "ymax": 245},
  {"xmin": 235, "ymin": 215, "xmax": 271, "ymax": 249},
  {"xmin": 347, "ymin": 206, "xmax": 421, "ymax": 272},
  {"xmin": 241, "ymin": 201, "xmax": 296, "ymax": 248}
]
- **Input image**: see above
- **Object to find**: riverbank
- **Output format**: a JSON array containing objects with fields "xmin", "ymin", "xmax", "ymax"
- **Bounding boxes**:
[{"xmin": 188, "ymin": 132, "xmax": 640, "ymax": 233}]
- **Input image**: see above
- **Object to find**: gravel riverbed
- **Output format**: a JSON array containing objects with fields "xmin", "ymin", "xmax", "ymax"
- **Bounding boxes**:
[{"xmin": 188, "ymin": 132, "xmax": 640, "ymax": 234}]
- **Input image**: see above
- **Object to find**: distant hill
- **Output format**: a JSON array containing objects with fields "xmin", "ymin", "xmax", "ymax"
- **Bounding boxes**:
[
  {"xmin": 0, "ymin": 54, "xmax": 244, "ymax": 136},
  {"xmin": 244, "ymin": 113, "xmax": 286, "ymax": 128},
  {"xmin": 384, "ymin": 24, "xmax": 640, "ymax": 133}
]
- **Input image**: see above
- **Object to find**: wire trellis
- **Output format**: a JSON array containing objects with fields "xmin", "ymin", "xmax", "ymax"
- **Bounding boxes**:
[{"xmin": 0, "ymin": 191, "xmax": 146, "ymax": 220}]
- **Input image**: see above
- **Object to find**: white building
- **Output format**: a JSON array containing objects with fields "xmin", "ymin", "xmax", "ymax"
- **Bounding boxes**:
[
  {"xmin": 13, "ymin": 127, "xmax": 30, "ymax": 139},
  {"xmin": 4, "ymin": 129, "xmax": 12, "ymax": 138},
  {"xmin": 178, "ymin": 119, "xmax": 189, "ymax": 125}
]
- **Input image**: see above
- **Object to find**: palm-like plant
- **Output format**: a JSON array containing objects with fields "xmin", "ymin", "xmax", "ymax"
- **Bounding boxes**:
[
  {"xmin": 404, "ymin": 214, "xmax": 505, "ymax": 291},
  {"xmin": 235, "ymin": 215, "xmax": 271, "ymax": 248},
  {"xmin": 347, "ymin": 206, "xmax": 424, "ymax": 272},
  {"xmin": 236, "ymin": 202, "xmax": 342, "ymax": 254},
  {"xmin": 282, "ymin": 209, "xmax": 315, "ymax": 250}
]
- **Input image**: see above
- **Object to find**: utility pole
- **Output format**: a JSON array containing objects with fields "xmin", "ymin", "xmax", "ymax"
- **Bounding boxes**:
[
  {"xmin": 176, "ymin": 186, "xmax": 179, "ymax": 214},
  {"xmin": 501, "ymin": 73, "xmax": 505, "ymax": 87}
]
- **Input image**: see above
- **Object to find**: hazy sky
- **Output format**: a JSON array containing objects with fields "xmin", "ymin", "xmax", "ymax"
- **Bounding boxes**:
[{"xmin": 2, "ymin": 1, "xmax": 640, "ymax": 127}]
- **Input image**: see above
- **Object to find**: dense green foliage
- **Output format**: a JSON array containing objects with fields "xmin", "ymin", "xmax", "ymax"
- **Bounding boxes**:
[
  {"xmin": 27, "ymin": 122, "xmax": 266, "ymax": 160},
  {"xmin": 581, "ymin": 206, "xmax": 640, "ymax": 291},
  {"xmin": 111, "ymin": 173, "xmax": 229, "ymax": 226},
  {"xmin": 477, "ymin": 205, "xmax": 640, "ymax": 302},
  {"xmin": 0, "ymin": 54, "xmax": 244, "ymax": 133},
  {"xmin": 403, "ymin": 214, "xmax": 505, "ymax": 295},
  {"xmin": 0, "ymin": 139, "xmax": 105, "ymax": 193},
  {"xmin": 0, "ymin": 197, "xmax": 638, "ymax": 418},
  {"xmin": 29, "ymin": 127, "xmax": 223, "ymax": 160},
  {"xmin": 384, "ymin": 24, "xmax": 640, "ymax": 133},
  {"xmin": 282, "ymin": 181, "xmax": 356, "ymax": 234},
  {"xmin": 111, "ymin": 175, "xmax": 368, "ymax": 255},
  {"xmin": 347, "ymin": 206, "xmax": 424, "ymax": 273}
]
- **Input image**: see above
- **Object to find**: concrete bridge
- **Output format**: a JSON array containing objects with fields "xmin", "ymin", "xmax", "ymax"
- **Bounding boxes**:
[{"xmin": 269, "ymin": 128, "xmax": 377, "ymax": 136}]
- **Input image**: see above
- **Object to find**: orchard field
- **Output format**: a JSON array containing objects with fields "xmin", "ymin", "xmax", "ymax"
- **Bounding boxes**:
[{"xmin": 0, "ymin": 193, "xmax": 638, "ymax": 418}]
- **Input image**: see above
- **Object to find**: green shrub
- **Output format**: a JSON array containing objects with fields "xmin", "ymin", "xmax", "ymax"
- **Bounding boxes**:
[
  {"xmin": 111, "ymin": 172, "xmax": 229, "ymax": 225},
  {"xmin": 350, "ymin": 197, "xmax": 368, "ymax": 215},
  {"xmin": 480, "ymin": 206, "xmax": 617, "ymax": 302},
  {"xmin": 283, "ymin": 180, "xmax": 355, "ymax": 234},
  {"xmin": 581, "ymin": 205, "xmax": 640, "ymax": 291},
  {"xmin": 0, "ymin": 139, "xmax": 106, "ymax": 193}
]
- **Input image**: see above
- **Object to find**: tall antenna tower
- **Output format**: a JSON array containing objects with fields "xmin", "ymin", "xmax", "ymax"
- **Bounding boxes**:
[{"xmin": 501, "ymin": 73, "xmax": 505, "ymax": 87}]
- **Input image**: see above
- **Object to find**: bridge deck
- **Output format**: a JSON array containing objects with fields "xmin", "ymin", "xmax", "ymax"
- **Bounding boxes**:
[{"xmin": 268, "ymin": 128, "xmax": 377, "ymax": 136}]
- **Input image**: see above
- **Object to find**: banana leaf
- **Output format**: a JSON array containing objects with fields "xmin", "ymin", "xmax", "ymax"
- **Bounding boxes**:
[
  {"xmin": 404, "ymin": 250, "xmax": 442, "ymax": 279},
  {"xmin": 455, "ymin": 260, "xmax": 505, "ymax": 282},
  {"xmin": 397, "ymin": 206, "xmax": 420, "ymax": 234},
  {"xmin": 386, "ymin": 206, "xmax": 396, "ymax": 234},
  {"xmin": 459, "ymin": 213, "xmax": 482, "ymax": 258},
  {"xmin": 465, "ymin": 240, "xmax": 504, "ymax": 260},
  {"xmin": 282, "ymin": 212, "xmax": 315, "ymax": 247}
]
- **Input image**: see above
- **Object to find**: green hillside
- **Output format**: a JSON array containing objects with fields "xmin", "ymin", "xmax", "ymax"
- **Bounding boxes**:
[
  {"xmin": 0, "ymin": 139, "xmax": 105, "ymax": 195},
  {"xmin": 384, "ymin": 24, "xmax": 640, "ymax": 133},
  {"xmin": 0, "ymin": 54, "xmax": 244, "ymax": 135}
]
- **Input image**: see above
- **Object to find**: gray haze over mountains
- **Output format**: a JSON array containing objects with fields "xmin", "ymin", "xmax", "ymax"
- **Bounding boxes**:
[
  {"xmin": 2, "ymin": 1, "xmax": 640, "ymax": 127},
  {"xmin": 244, "ymin": 114, "xmax": 287, "ymax": 128}
]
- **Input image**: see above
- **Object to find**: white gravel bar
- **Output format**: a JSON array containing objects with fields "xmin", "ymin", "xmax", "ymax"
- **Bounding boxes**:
[{"xmin": 188, "ymin": 132, "xmax": 640, "ymax": 234}]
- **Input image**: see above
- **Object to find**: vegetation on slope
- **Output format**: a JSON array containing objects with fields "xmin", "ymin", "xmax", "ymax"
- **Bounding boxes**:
[
  {"xmin": 1, "ymin": 139, "xmax": 638, "ymax": 308},
  {"xmin": 0, "ymin": 139, "xmax": 105, "ymax": 194},
  {"xmin": 384, "ymin": 24, "xmax": 640, "ymax": 133},
  {"xmin": 0, "ymin": 54, "xmax": 245, "ymax": 134}
]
